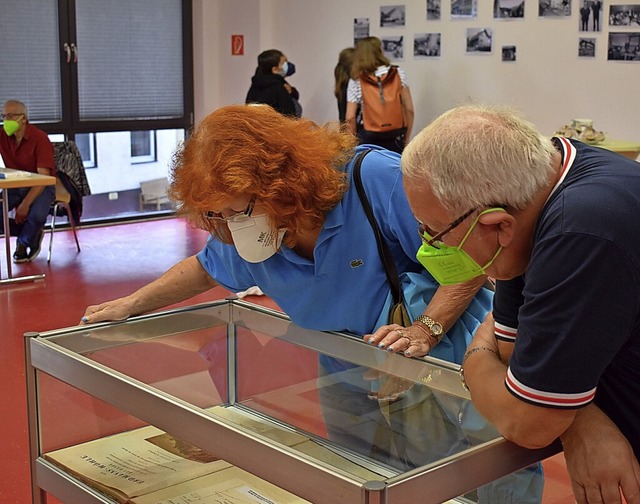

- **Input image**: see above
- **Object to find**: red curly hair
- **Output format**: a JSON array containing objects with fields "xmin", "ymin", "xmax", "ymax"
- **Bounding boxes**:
[{"xmin": 169, "ymin": 104, "xmax": 357, "ymax": 246}]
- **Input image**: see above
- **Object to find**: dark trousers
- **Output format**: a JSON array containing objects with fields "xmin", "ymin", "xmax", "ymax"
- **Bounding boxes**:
[{"xmin": 0, "ymin": 185, "xmax": 55, "ymax": 248}]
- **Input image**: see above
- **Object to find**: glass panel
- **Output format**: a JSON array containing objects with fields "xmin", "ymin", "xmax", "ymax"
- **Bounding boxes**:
[
  {"xmin": 75, "ymin": 0, "xmax": 184, "ymax": 121},
  {"xmin": 48, "ymin": 134, "xmax": 65, "ymax": 143},
  {"xmin": 41, "ymin": 304, "xmax": 499, "ymax": 481},
  {"xmin": 0, "ymin": 0, "xmax": 62, "ymax": 122},
  {"xmin": 80, "ymin": 128, "xmax": 183, "ymax": 220},
  {"xmin": 33, "ymin": 302, "xmax": 551, "ymax": 503},
  {"xmin": 75, "ymin": 133, "xmax": 96, "ymax": 168}
]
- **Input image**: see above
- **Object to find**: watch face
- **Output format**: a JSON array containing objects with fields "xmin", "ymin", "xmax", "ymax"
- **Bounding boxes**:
[{"xmin": 431, "ymin": 322, "xmax": 443, "ymax": 335}]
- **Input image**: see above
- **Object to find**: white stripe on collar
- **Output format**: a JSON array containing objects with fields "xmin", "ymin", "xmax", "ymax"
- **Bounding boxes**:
[{"xmin": 545, "ymin": 136, "xmax": 576, "ymax": 205}]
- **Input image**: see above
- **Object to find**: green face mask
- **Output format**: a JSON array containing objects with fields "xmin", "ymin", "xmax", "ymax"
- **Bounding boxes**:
[
  {"xmin": 3, "ymin": 120, "xmax": 20, "ymax": 136},
  {"xmin": 416, "ymin": 208, "xmax": 504, "ymax": 285}
]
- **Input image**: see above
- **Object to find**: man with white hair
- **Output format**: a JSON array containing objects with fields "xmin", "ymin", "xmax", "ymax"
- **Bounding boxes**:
[
  {"xmin": 0, "ymin": 99, "xmax": 55, "ymax": 262},
  {"xmin": 402, "ymin": 104, "xmax": 640, "ymax": 503}
]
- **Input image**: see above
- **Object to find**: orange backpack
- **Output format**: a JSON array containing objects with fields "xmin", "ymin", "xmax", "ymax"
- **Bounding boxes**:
[{"xmin": 359, "ymin": 66, "xmax": 405, "ymax": 134}]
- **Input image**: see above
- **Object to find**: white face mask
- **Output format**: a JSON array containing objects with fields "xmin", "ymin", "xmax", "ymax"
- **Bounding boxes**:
[{"xmin": 227, "ymin": 214, "xmax": 285, "ymax": 263}]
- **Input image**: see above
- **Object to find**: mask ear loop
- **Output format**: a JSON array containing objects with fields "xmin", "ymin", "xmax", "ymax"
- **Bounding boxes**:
[{"xmin": 457, "ymin": 207, "xmax": 506, "ymax": 267}]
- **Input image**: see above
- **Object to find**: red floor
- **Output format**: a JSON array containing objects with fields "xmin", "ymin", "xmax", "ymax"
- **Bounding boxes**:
[{"xmin": 0, "ymin": 218, "xmax": 575, "ymax": 503}]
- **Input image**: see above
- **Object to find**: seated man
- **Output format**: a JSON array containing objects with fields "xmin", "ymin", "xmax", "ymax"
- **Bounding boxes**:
[{"xmin": 0, "ymin": 99, "xmax": 55, "ymax": 262}]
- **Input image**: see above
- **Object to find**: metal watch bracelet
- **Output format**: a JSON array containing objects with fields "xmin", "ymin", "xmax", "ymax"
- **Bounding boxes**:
[{"xmin": 414, "ymin": 314, "xmax": 444, "ymax": 345}]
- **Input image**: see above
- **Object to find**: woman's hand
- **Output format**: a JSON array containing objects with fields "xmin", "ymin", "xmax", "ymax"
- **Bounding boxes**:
[
  {"xmin": 363, "ymin": 322, "xmax": 436, "ymax": 357},
  {"xmin": 80, "ymin": 297, "xmax": 134, "ymax": 324}
]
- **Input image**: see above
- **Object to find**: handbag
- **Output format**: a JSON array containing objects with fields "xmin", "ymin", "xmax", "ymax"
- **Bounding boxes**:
[{"xmin": 352, "ymin": 150, "xmax": 411, "ymax": 327}]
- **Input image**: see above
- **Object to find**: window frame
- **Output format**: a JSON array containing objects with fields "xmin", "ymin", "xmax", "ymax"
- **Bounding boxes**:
[{"xmin": 37, "ymin": 0, "xmax": 194, "ymax": 138}]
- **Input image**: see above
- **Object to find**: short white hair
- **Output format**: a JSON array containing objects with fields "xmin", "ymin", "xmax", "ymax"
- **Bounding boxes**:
[
  {"xmin": 2, "ymin": 99, "xmax": 28, "ymax": 118},
  {"xmin": 402, "ymin": 104, "xmax": 557, "ymax": 215}
]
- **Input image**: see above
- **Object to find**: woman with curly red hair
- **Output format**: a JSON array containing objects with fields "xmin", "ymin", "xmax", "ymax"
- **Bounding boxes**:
[{"xmin": 80, "ymin": 104, "xmax": 496, "ymax": 479}]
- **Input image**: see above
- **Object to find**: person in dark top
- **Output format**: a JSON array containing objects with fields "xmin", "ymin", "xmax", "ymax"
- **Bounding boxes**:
[
  {"xmin": 580, "ymin": 3, "xmax": 590, "ymax": 31},
  {"xmin": 591, "ymin": 0, "xmax": 602, "ymax": 31},
  {"xmin": 402, "ymin": 104, "xmax": 640, "ymax": 503},
  {"xmin": 246, "ymin": 49, "xmax": 301, "ymax": 117}
]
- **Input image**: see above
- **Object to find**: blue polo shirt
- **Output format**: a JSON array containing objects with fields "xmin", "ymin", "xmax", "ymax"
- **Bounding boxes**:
[{"xmin": 197, "ymin": 145, "xmax": 424, "ymax": 336}]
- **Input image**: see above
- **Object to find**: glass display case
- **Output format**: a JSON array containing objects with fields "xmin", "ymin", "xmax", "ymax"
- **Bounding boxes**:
[{"xmin": 26, "ymin": 299, "xmax": 558, "ymax": 504}]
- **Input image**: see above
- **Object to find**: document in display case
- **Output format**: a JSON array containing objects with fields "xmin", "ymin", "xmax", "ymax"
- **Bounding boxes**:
[{"xmin": 26, "ymin": 299, "xmax": 558, "ymax": 504}]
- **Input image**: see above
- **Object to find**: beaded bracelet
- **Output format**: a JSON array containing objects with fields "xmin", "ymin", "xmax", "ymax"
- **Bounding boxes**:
[{"xmin": 459, "ymin": 346, "xmax": 499, "ymax": 392}]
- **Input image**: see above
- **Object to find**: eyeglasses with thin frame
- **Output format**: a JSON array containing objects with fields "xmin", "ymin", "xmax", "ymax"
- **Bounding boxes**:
[
  {"xmin": 1, "ymin": 113, "xmax": 24, "ymax": 121},
  {"xmin": 418, "ymin": 208, "xmax": 477, "ymax": 249},
  {"xmin": 203, "ymin": 196, "xmax": 256, "ymax": 223}
]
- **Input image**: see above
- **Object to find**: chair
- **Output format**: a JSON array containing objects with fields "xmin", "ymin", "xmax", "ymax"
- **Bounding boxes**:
[
  {"xmin": 47, "ymin": 176, "xmax": 81, "ymax": 262},
  {"xmin": 139, "ymin": 177, "xmax": 173, "ymax": 211},
  {"xmin": 48, "ymin": 141, "xmax": 91, "ymax": 262}
]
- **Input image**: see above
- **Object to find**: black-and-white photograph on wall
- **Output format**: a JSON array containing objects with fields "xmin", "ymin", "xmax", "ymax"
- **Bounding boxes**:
[
  {"xmin": 466, "ymin": 28, "xmax": 493, "ymax": 52},
  {"xmin": 502, "ymin": 45, "xmax": 517, "ymax": 60},
  {"xmin": 452, "ymin": 0, "xmax": 478, "ymax": 19},
  {"xmin": 539, "ymin": 0, "xmax": 571, "ymax": 17},
  {"xmin": 579, "ymin": 1, "xmax": 602, "ymax": 31},
  {"xmin": 415, "ymin": 33, "xmax": 441, "ymax": 57},
  {"xmin": 494, "ymin": 0, "xmax": 525, "ymax": 18},
  {"xmin": 608, "ymin": 32, "xmax": 640, "ymax": 60},
  {"xmin": 382, "ymin": 36, "xmax": 405, "ymax": 60},
  {"xmin": 427, "ymin": 0, "xmax": 442, "ymax": 19},
  {"xmin": 381, "ymin": 5, "xmax": 406, "ymax": 27},
  {"xmin": 354, "ymin": 18, "xmax": 370, "ymax": 46},
  {"xmin": 579, "ymin": 37, "xmax": 596, "ymax": 57},
  {"xmin": 609, "ymin": 4, "xmax": 640, "ymax": 26}
]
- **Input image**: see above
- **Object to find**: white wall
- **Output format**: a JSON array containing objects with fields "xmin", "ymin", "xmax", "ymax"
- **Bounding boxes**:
[{"xmin": 192, "ymin": 0, "xmax": 640, "ymax": 141}]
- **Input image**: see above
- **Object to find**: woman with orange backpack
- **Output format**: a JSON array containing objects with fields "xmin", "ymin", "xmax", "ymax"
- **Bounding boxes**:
[{"xmin": 345, "ymin": 37, "xmax": 414, "ymax": 154}]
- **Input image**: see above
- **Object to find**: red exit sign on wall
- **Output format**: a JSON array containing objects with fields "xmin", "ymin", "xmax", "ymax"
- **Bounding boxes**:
[{"xmin": 231, "ymin": 35, "xmax": 244, "ymax": 56}]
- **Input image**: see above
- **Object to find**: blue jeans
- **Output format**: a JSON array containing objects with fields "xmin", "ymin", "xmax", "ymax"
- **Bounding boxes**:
[{"xmin": 1, "ymin": 185, "xmax": 55, "ymax": 248}]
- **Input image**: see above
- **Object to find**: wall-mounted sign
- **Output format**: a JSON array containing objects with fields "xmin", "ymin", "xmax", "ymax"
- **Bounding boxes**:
[{"xmin": 231, "ymin": 35, "xmax": 244, "ymax": 56}]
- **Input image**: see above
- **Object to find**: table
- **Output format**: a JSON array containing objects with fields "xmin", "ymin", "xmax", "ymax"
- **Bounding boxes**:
[
  {"xmin": 0, "ymin": 167, "xmax": 56, "ymax": 285},
  {"xmin": 595, "ymin": 139, "xmax": 640, "ymax": 160},
  {"xmin": 26, "ymin": 299, "xmax": 559, "ymax": 504}
]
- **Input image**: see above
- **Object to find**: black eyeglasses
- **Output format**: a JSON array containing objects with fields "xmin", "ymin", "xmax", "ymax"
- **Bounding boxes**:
[
  {"xmin": 204, "ymin": 197, "xmax": 256, "ymax": 223},
  {"xmin": 419, "ymin": 208, "xmax": 476, "ymax": 248},
  {"xmin": 1, "ymin": 113, "xmax": 24, "ymax": 120}
]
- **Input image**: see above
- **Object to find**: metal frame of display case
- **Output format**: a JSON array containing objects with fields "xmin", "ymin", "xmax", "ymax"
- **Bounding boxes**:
[{"xmin": 26, "ymin": 299, "xmax": 559, "ymax": 504}]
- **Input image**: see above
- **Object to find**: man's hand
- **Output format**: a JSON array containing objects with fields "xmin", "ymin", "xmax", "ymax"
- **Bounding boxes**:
[
  {"xmin": 15, "ymin": 200, "xmax": 30, "ymax": 224},
  {"xmin": 561, "ymin": 405, "xmax": 640, "ymax": 504}
]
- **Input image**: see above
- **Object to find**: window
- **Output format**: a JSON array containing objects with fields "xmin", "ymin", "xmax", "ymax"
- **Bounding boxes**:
[
  {"xmin": 0, "ymin": 0, "xmax": 193, "ymax": 222},
  {"xmin": 0, "ymin": 0, "xmax": 61, "ymax": 123},
  {"xmin": 0, "ymin": 0, "xmax": 192, "ymax": 133},
  {"xmin": 130, "ymin": 131, "xmax": 156, "ymax": 164},
  {"xmin": 75, "ymin": 133, "xmax": 96, "ymax": 168},
  {"xmin": 75, "ymin": 0, "xmax": 188, "ymax": 124}
]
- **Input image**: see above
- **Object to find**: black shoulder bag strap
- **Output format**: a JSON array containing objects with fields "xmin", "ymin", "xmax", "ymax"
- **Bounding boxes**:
[{"xmin": 352, "ymin": 149, "xmax": 402, "ymax": 307}]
